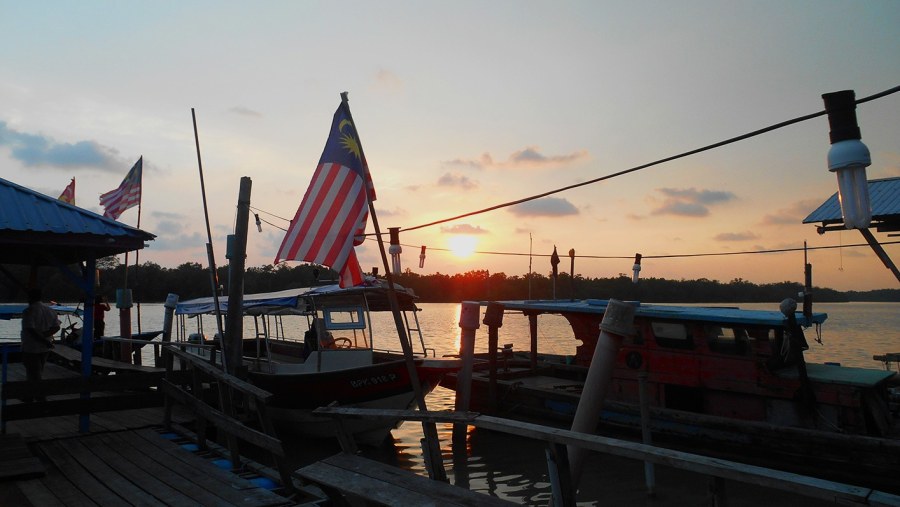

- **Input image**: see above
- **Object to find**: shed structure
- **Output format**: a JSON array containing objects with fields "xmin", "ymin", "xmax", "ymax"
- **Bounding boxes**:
[
  {"xmin": 803, "ymin": 176, "xmax": 900, "ymax": 284},
  {"xmin": 0, "ymin": 176, "xmax": 154, "ymax": 430}
]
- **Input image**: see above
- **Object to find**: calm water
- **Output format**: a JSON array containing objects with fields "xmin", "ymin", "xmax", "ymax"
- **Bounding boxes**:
[{"xmin": 2, "ymin": 300, "xmax": 898, "ymax": 504}]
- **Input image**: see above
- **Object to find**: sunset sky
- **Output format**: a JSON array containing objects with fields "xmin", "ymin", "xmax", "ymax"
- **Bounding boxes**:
[{"xmin": 2, "ymin": 1, "xmax": 899, "ymax": 292}]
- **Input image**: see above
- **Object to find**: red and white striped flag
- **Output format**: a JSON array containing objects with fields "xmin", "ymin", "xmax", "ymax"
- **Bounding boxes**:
[
  {"xmin": 274, "ymin": 102, "xmax": 375, "ymax": 287},
  {"xmin": 100, "ymin": 157, "xmax": 142, "ymax": 220},
  {"xmin": 58, "ymin": 178, "xmax": 75, "ymax": 205}
]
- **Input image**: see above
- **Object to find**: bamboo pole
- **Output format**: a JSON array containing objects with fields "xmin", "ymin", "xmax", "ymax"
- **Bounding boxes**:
[{"xmin": 191, "ymin": 108, "xmax": 227, "ymax": 372}]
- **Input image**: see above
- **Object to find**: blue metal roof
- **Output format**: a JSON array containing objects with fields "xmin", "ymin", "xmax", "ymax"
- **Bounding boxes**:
[
  {"xmin": 0, "ymin": 177, "xmax": 154, "ymax": 265},
  {"xmin": 490, "ymin": 299, "xmax": 827, "ymax": 327},
  {"xmin": 176, "ymin": 282, "xmax": 419, "ymax": 316},
  {"xmin": 803, "ymin": 176, "xmax": 900, "ymax": 226}
]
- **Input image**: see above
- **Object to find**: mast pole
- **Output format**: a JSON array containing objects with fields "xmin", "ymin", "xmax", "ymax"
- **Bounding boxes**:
[
  {"xmin": 135, "ymin": 193, "xmax": 143, "ymax": 337},
  {"xmin": 191, "ymin": 108, "xmax": 227, "ymax": 372},
  {"xmin": 339, "ymin": 92, "xmax": 447, "ymax": 482}
]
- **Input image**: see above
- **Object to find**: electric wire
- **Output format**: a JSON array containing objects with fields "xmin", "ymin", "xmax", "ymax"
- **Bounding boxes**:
[
  {"xmin": 253, "ymin": 85, "xmax": 900, "ymax": 263},
  {"xmin": 400, "ymin": 85, "xmax": 900, "ymax": 233},
  {"xmin": 373, "ymin": 238, "xmax": 900, "ymax": 260}
]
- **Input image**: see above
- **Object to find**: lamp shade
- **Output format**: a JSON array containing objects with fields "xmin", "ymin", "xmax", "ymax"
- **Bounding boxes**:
[{"xmin": 823, "ymin": 90, "xmax": 871, "ymax": 229}]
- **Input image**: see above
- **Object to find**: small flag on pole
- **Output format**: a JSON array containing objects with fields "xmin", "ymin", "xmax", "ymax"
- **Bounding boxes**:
[
  {"xmin": 100, "ymin": 157, "xmax": 142, "ymax": 220},
  {"xmin": 274, "ymin": 101, "xmax": 376, "ymax": 288},
  {"xmin": 58, "ymin": 178, "xmax": 75, "ymax": 205},
  {"xmin": 550, "ymin": 245, "xmax": 560, "ymax": 278}
]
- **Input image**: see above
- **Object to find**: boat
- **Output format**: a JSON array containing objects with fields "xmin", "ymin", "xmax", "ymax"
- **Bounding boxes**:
[
  {"xmin": 441, "ymin": 298, "xmax": 900, "ymax": 491},
  {"xmin": 174, "ymin": 280, "xmax": 459, "ymax": 444}
]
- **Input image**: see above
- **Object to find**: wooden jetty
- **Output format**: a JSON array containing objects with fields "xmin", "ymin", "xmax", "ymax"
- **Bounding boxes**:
[
  {"xmin": 0, "ymin": 352, "xmax": 323, "ymax": 506},
  {"xmin": 313, "ymin": 407, "xmax": 900, "ymax": 507},
  {"xmin": 299, "ymin": 453, "xmax": 516, "ymax": 507}
]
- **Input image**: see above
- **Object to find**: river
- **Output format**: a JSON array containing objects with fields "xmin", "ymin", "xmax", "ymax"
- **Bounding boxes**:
[{"xmin": 2, "ymin": 300, "xmax": 898, "ymax": 504}]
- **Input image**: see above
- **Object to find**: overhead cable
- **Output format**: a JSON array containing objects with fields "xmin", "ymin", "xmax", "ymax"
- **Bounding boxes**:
[{"xmin": 400, "ymin": 85, "xmax": 900, "ymax": 233}]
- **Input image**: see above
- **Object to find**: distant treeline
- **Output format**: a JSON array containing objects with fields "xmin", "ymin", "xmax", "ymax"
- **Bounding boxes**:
[{"xmin": 3, "ymin": 260, "xmax": 898, "ymax": 305}]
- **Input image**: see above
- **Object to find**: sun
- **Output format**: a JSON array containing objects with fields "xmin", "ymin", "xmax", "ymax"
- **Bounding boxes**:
[{"xmin": 448, "ymin": 235, "xmax": 477, "ymax": 258}]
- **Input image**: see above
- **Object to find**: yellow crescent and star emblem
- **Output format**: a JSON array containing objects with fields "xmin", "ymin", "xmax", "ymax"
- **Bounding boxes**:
[{"xmin": 338, "ymin": 119, "xmax": 362, "ymax": 161}]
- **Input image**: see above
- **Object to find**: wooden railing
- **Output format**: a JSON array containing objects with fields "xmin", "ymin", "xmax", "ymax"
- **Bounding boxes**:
[
  {"xmin": 0, "ymin": 343, "xmax": 168, "ymax": 433},
  {"xmin": 160, "ymin": 345, "xmax": 293, "ymax": 495},
  {"xmin": 313, "ymin": 407, "xmax": 900, "ymax": 507}
]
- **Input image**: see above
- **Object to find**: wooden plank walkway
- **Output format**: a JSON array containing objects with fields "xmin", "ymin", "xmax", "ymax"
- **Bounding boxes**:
[
  {"xmin": 0, "ymin": 360, "xmax": 318, "ymax": 506},
  {"xmin": 0, "ymin": 433, "xmax": 44, "ymax": 480},
  {"xmin": 2, "ymin": 427, "xmax": 299, "ymax": 506},
  {"xmin": 298, "ymin": 452, "xmax": 516, "ymax": 507}
]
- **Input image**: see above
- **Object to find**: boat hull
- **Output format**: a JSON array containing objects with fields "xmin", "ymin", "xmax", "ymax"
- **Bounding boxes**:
[
  {"xmin": 250, "ymin": 358, "xmax": 454, "ymax": 444},
  {"xmin": 442, "ymin": 360, "xmax": 900, "ymax": 493}
]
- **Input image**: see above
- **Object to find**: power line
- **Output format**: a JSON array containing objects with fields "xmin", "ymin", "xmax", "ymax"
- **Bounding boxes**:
[
  {"xmin": 249, "ymin": 205, "xmax": 291, "ymax": 222},
  {"xmin": 399, "ymin": 85, "xmax": 900, "ymax": 233},
  {"xmin": 254, "ymin": 85, "xmax": 900, "ymax": 263},
  {"xmin": 373, "ymin": 238, "xmax": 900, "ymax": 261}
]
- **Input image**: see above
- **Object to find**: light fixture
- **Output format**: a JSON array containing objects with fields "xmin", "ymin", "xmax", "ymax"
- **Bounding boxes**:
[{"xmin": 822, "ymin": 90, "xmax": 871, "ymax": 229}]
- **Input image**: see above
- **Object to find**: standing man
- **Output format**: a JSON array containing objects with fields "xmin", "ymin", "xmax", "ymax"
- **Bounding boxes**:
[{"xmin": 21, "ymin": 288, "xmax": 60, "ymax": 400}]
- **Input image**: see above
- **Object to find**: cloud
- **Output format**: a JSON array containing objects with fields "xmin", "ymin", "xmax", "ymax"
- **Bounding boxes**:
[
  {"xmin": 0, "ymin": 121, "xmax": 124, "ymax": 171},
  {"xmin": 509, "ymin": 197, "xmax": 579, "ymax": 217},
  {"xmin": 374, "ymin": 207, "xmax": 406, "ymax": 218},
  {"xmin": 437, "ymin": 172, "xmax": 477, "ymax": 189},
  {"xmin": 444, "ymin": 146, "xmax": 588, "ymax": 170},
  {"xmin": 151, "ymin": 210, "xmax": 186, "ymax": 221},
  {"xmin": 229, "ymin": 106, "xmax": 263, "ymax": 118},
  {"xmin": 440, "ymin": 224, "xmax": 488, "ymax": 235},
  {"xmin": 760, "ymin": 199, "xmax": 825, "ymax": 225},
  {"xmin": 649, "ymin": 187, "xmax": 736, "ymax": 217},
  {"xmin": 714, "ymin": 231, "xmax": 759, "ymax": 241},
  {"xmin": 373, "ymin": 68, "xmax": 404, "ymax": 93}
]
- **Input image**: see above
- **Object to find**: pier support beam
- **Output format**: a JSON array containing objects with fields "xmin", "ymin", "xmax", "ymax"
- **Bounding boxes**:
[
  {"xmin": 567, "ymin": 299, "xmax": 635, "ymax": 486},
  {"xmin": 454, "ymin": 302, "xmax": 479, "ymax": 442}
]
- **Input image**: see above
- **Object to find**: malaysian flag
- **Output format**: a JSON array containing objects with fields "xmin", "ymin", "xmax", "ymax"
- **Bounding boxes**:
[
  {"xmin": 274, "ymin": 102, "xmax": 376, "ymax": 288},
  {"xmin": 100, "ymin": 157, "xmax": 142, "ymax": 220},
  {"xmin": 58, "ymin": 178, "xmax": 75, "ymax": 205}
]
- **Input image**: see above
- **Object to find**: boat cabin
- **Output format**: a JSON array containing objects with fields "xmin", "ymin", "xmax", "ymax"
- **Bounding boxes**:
[
  {"xmin": 477, "ymin": 299, "xmax": 895, "ymax": 436},
  {"xmin": 174, "ymin": 283, "xmax": 432, "ymax": 374}
]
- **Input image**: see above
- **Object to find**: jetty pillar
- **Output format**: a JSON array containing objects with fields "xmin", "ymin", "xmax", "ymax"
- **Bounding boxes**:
[
  {"xmin": 116, "ymin": 288, "xmax": 133, "ymax": 364},
  {"xmin": 454, "ymin": 302, "xmax": 480, "ymax": 438},
  {"xmin": 224, "ymin": 176, "xmax": 251, "ymax": 377},
  {"xmin": 483, "ymin": 302, "xmax": 505, "ymax": 410},
  {"xmin": 567, "ymin": 299, "xmax": 635, "ymax": 485},
  {"xmin": 160, "ymin": 293, "xmax": 179, "ymax": 368}
]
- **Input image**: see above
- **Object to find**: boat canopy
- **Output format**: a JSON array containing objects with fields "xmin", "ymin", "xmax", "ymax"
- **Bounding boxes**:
[
  {"xmin": 175, "ymin": 282, "xmax": 419, "ymax": 317},
  {"xmin": 492, "ymin": 299, "xmax": 827, "ymax": 327},
  {"xmin": 0, "ymin": 304, "xmax": 82, "ymax": 320}
]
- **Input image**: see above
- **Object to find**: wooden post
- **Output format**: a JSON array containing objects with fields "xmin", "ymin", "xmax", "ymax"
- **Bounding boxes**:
[
  {"xmin": 116, "ymin": 288, "xmax": 133, "ymax": 364},
  {"xmin": 568, "ymin": 248, "xmax": 575, "ymax": 301},
  {"xmin": 638, "ymin": 371, "xmax": 656, "ymax": 497},
  {"xmin": 453, "ymin": 301, "xmax": 479, "ymax": 445},
  {"xmin": 483, "ymin": 302, "xmax": 504, "ymax": 411},
  {"xmin": 224, "ymin": 177, "xmax": 252, "ymax": 377},
  {"xmin": 708, "ymin": 476, "xmax": 728, "ymax": 507},
  {"xmin": 160, "ymin": 293, "xmax": 178, "ymax": 369},
  {"xmin": 528, "ymin": 312, "xmax": 538, "ymax": 370},
  {"xmin": 79, "ymin": 257, "xmax": 97, "ymax": 433},
  {"xmin": 546, "ymin": 443, "xmax": 576, "ymax": 507}
]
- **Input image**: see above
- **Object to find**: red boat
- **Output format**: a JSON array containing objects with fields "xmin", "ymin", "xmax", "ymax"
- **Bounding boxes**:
[
  {"xmin": 441, "ymin": 298, "xmax": 900, "ymax": 490},
  {"xmin": 176, "ymin": 282, "xmax": 458, "ymax": 445}
]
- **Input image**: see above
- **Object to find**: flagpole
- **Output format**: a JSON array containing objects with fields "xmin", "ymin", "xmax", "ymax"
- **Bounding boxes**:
[
  {"xmin": 134, "ymin": 196, "xmax": 143, "ymax": 338},
  {"xmin": 339, "ymin": 92, "xmax": 447, "ymax": 482},
  {"xmin": 191, "ymin": 109, "xmax": 227, "ymax": 372}
]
